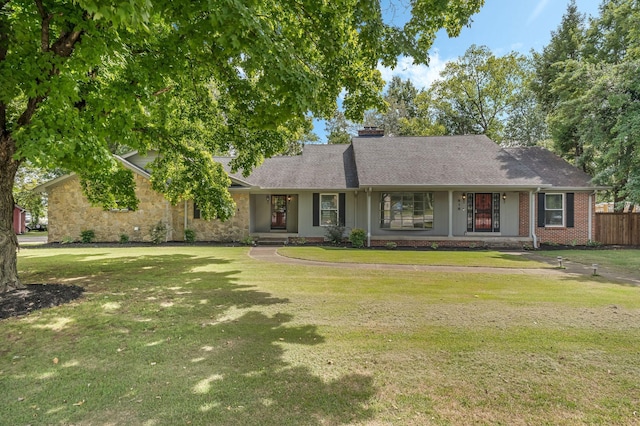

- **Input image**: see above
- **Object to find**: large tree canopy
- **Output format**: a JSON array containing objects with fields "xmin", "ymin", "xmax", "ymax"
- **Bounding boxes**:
[
  {"xmin": 427, "ymin": 44, "xmax": 530, "ymax": 143},
  {"xmin": 0, "ymin": 0, "xmax": 484, "ymax": 291},
  {"xmin": 532, "ymin": 0, "xmax": 640, "ymax": 208}
]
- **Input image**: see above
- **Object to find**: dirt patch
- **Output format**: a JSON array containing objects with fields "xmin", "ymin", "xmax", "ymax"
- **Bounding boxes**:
[{"xmin": 0, "ymin": 284, "xmax": 84, "ymax": 320}]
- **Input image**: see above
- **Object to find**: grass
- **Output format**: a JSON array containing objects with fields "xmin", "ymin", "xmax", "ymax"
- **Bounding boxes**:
[
  {"xmin": 535, "ymin": 248, "xmax": 640, "ymax": 277},
  {"xmin": 2, "ymin": 246, "xmax": 640, "ymax": 425},
  {"xmin": 278, "ymin": 246, "xmax": 546, "ymax": 268}
]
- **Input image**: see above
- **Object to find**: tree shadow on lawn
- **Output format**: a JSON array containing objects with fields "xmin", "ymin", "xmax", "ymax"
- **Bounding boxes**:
[{"xmin": 4, "ymin": 252, "xmax": 376, "ymax": 425}]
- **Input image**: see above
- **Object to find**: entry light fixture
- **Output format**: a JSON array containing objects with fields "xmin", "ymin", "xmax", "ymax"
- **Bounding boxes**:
[
  {"xmin": 502, "ymin": 193, "xmax": 507, "ymax": 202},
  {"xmin": 266, "ymin": 195, "xmax": 270, "ymax": 202},
  {"xmin": 462, "ymin": 193, "xmax": 466, "ymax": 201},
  {"xmin": 287, "ymin": 195, "xmax": 292, "ymax": 202}
]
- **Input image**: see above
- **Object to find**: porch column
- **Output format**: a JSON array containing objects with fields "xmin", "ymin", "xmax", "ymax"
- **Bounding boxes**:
[
  {"xmin": 448, "ymin": 190, "xmax": 453, "ymax": 237},
  {"xmin": 366, "ymin": 188, "xmax": 371, "ymax": 247}
]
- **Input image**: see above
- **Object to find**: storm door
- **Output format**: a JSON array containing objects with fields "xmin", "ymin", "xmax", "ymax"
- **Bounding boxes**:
[
  {"xmin": 467, "ymin": 193, "xmax": 501, "ymax": 232},
  {"xmin": 271, "ymin": 195, "xmax": 287, "ymax": 230}
]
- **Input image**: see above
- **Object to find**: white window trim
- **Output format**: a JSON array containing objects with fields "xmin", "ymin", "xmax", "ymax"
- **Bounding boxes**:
[
  {"xmin": 319, "ymin": 193, "xmax": 339, "ymax": 227},
  {"xmin": 544, "ymin": 193, "xmax": 565, "ymax": 227}
]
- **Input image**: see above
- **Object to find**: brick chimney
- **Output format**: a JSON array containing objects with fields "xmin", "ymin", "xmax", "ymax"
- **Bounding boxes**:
[{"xmin": 357, "ymin": 126, "xmax": 384, "ymax": 137}]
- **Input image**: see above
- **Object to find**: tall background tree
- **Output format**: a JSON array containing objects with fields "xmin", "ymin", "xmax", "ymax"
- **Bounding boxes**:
[
  {"xmin": 427, "ymin": 44, "xmax": 531, "ymax": 143},
  {"xmin": 0, "ymin": 0, "xmax": 484, "ymax": 292},
  {"xmin": 532, "ymin": 0, "xmax": 640, "ymax": 209}
]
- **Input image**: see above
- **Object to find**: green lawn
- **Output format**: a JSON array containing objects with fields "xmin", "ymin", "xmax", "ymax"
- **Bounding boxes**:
[
  {"xmin": 3, "ymin": 246, "xmax": 640, "ymax": 425},
  {"xmin": 279, "ymin": 246, "xmax": 547, "ymax": 268},
  {"xmin": 535, "ymin": 249, "xmax": 640, "ymax": 278}
]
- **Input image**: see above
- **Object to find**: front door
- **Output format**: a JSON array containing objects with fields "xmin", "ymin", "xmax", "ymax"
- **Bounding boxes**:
[
  {"xmin": 271, "ymin": 195, "xmax": 287, "ymax": 230},
  {"xmin": 474, "ymin": 193, "xmax": 493, "ymax": 232}
]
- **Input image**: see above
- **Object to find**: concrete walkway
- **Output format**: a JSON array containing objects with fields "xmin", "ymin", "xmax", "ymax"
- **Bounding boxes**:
[{"xmin": 249, "ymin": 246, "xmax": 639, "ymax": 285}]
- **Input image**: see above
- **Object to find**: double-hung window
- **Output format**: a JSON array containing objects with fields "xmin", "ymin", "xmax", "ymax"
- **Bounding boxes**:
[
  {"xmin": 544, "ymin": 193, "xmax": 564, "ymax": 226},
  {"xmin": 320, "ymin": 193, "xmax": 338, "ymax": 226}
]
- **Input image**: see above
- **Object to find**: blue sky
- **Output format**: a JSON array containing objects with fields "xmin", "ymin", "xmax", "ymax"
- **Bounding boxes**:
[{"xmin": 313, "ymin": 0, "xmax": 601, "ymax": 142}]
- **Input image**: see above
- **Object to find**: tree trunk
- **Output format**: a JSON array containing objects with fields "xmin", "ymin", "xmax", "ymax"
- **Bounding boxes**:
[{"xmin": 0, "ymin": 133, "xmax": 23, "ymax": 293}]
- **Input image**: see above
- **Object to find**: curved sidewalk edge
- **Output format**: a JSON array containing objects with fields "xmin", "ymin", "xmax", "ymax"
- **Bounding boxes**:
[{"xmin": 248, "ymin": 246, "xmax": 572, "ymax": 277}]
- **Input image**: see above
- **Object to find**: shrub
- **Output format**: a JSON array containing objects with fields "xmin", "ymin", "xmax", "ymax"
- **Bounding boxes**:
[
  {"xmin": 349, "ymin": 228, "xmax": 366, "ymax": 248},
  {"xmin": 150, "ymin": 221, "xmax": 168, "ymax": 244},
  {"xmin": 325, "ymin": 225, "xmax": 345, "ymax": 244},
  {"xmin": 184, "ymin": 229, "xmax": 196, "ymax": 244},
  {"xmin": 385, "ymin": 241, "xmax": 397, "ymax": 250},
  {"xmin": 61, "ymin": 235, "xmax": 75, "ymax": 244},
  {"xmin": 240, "ymin": 235, "xmax": 255, "ymax": 246},
  {"xmin": 80, "ymin": 229, "xmax": 96, "ymax": 243},
  {"xmin": 430, "ymin": 242, "xmax": 439, "ymax": 250},
  {"xmin": 291, "ymin": 237, "xmax": 306, "ymax": 245},
  {"xmin": 119, "ymin": 234, "xmax": 130, "ymax": 244}
]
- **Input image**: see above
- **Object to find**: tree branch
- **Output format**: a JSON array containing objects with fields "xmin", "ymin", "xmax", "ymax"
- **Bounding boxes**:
[
  {"xmin": 50, "ymin": 29, "xmax": 83, "ymax": 58},
  {"xmin": 35, "ymin": 0, "xmax": 53, "ymax": 52}
]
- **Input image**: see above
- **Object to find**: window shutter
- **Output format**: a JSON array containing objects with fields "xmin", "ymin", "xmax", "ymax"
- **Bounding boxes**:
[
  {"xmin": 537, "ymin": 193, "xmax": 545, "ymax": 228},
  {"xmin": 339, "ymin": 193, "xmax": 346, "ymax": 226},
  {"xmin": 313, "ymin": 193, "xmax": 319, "ymax": 227},
  {"xmin": 194, "ymin": 203, "xmax": 201, "ymax": 219},
  {"xmin": 566, "ymin": 193, "xmax": 575, "ymax": 228}
]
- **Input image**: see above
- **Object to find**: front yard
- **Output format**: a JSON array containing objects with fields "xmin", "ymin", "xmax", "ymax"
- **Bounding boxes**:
[{"xmin": 2, "ymin": 246, "xmax": 639, "ymax": 424}]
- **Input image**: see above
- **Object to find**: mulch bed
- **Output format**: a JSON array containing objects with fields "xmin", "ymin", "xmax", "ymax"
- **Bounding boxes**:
[{"xmin": 0, "ymin": 284, "xmax": 84, "ymax": 320}]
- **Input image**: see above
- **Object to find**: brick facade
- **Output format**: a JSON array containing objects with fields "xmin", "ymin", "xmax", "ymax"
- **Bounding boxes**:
[
  {"xmin": 518, "ymin": 192, "xmax": 530, "ymax": 237},
  {"xmin": 47, "ymin": 174, "xmax": 249, "ymax": 243},
  {"xmin": 535, "ymin": 192, "xmax": 594, "ymax": 245}
]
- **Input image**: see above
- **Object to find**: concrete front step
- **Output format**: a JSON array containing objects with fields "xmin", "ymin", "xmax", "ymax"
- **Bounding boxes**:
[{"xmin": 255, "ymin": 237, "xmax": 289, "ymax": 246}]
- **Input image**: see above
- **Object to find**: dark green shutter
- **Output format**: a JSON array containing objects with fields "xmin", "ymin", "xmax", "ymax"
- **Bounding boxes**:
[
  {"xmin": 566, "ymin": 193, "xmax": 575, "ymax": 228},
  {"xmin": 537, "ymin": 193, "xmax": 545, "ymax": 228},
  {"xmin": 339, "ymin": 193, "xmax": 346, "ymax": 226},
  {"xmin": 313, "ymin": 193, "xmax": 319, "ymax": 226},
  {"xmin": 194, "ymin": 203, "xmax": 201, "ymax": 219}
]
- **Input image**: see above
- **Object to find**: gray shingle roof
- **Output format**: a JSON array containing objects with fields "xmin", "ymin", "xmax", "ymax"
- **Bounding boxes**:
[
  {"xmin": 119, "ymin": 136, "xmax": 596, "ymax": 191},
  {"xmin": 504, "ymin": 146, "xmax": 594, "ymax": 188},
  {"xmin": 351, "ymin": 135, "xmax": 546, "ymax": 188},
  {"xmin": 222, "ymin": 143, "xmax": 358, "ymax": 190}
]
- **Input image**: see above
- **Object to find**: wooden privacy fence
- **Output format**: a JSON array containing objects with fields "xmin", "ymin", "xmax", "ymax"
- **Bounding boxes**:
[{"xmin": 595, "ymin": 213, "xmax": 640, "ymax": 245}]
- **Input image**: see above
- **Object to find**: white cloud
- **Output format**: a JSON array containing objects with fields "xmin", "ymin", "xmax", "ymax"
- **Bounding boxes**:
[
  {"xmin": 377, "ymin": 51, "xmax": 451, "ymax": 90},
  {"xmin": 527, "ymin": 0, "xmax": 550, "ymax": 26}
]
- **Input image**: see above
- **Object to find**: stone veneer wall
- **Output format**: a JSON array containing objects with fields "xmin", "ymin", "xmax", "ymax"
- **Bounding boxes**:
[
  {"xmin": 184, "ymin": 193, "xmax": 250, "ymax": 242},
  {"xmin": 48, "ymin": 174, "xmax": 249, "ymax": 243}
]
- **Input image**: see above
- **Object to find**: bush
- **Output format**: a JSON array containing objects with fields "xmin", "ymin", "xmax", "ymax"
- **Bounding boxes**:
[
  {"xmin": 349, "ymin": 228, "xmax": 366, "ymax": 248},
  {"xmin": 61, "ymin": 235, "xmax": 75, "ymax": 244},
  {"xmin": 325, "ymin": 225, "xmax": 345, "ymax": 244},
  {"xmin": 80, "ymin": 229, "xmax": 95, "ymax": 243},
  {"xmin": 240, "ymin": 235, "xmax": 255, "ymax": 246},
  {"xmin": 291, "ymin": 237, "xmax": 306, "ymax": 245},
  {"xmin": 385, "ymin": 241, "xmax": 397, "ymax": 250},
  {"xmin": 150, "ymin": 221, "xmax": 168, "ymax": 244},
  {"xmin": 119, "ymin": 234, "xmax": 130, "ymax": 244},
  {"xmin": 184, "ymin": 229, "xmax": 196, "ymax": 244}
]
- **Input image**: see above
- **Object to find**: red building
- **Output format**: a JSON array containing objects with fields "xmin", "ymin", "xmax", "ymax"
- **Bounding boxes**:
[{"xmin": 13, "ymin": 205, "xmax": 26, "ymax": 234}]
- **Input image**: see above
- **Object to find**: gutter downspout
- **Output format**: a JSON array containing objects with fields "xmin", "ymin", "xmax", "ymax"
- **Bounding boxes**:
[
  {"xmin": 530, "ymin": 188, "xmax": 540, "ymax": 248},
  {"xmin": 366, "ymin": 188, "xmax": 372, "ymax": 248}
]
